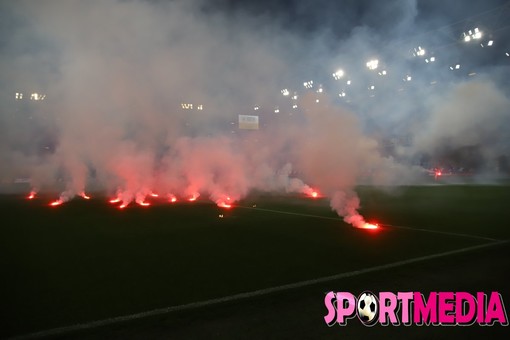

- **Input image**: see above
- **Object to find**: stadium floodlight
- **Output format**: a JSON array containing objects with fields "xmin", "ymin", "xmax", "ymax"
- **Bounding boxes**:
[
  {"xmin": 369, "ymin": 85, "xmax": 375, "ymax": 90},
  {"xmin": 317, "ymin": 87, "xmax": 323, "ymax": 93},
  {"xmin": 339, "ymin": 91, "xmax": 346, "ymax": 97},
  {"xmin": 463, "ymin": 27, "xmax": 483, "ymax": 42},
  {"xmin": 346, "ymin": 80, "xmax": 352, "ymax": 85},
  {"xmin": 292, "ymin": 104, "xmax": 298, "ymax": 109},
  {"xmin": 281, "ymin": 89, "xmax": 290, "ymax": 96},
  {"xmin": 15, "ymin": 92, "xmax": 23, "ymax": 100},
  {"xmin": 404, "ymin": 75, "xmax": 412, "ymax": 81},
  {"xmin": 254, "ymin": 106, "xmax": 259, "ymax": 111},
  {"xmin": 303, "ymin": 80, "xmax": 314, "ymax": 89},
  {"xmin": 332, "ymin": 69, "xmax": 345, "ymax": 80},
  {"xmin": 291, "ymin": 93, "xmax": 298, "ymax": 100},
  {"xmin": 315, "ymin": 99, "xmax": 320, "ymax": 103},
  {"xmin": 274, "ymin": 107, "xmax": 280, "ymax": 113},
  {"xmin": 413, "ymin": 46, "xmax": 426, "ymax": 57},
  {"xmin": 366, "ymin": 59, "xmax": 379, "ymax": 70},
  {"xmin": 506, "ymin": 52, "xmax": 510, "ymax": 57},
  {"xmin": 378, "ymin": 70, "xmax": 387, "ymax": 76},
  {"xmin": 450, "ymin": 64, "xmax": 461, "ymax": 70},
  {"xmin": 425, "ymin": 56, "xmax": 436, "ymax": 63}
]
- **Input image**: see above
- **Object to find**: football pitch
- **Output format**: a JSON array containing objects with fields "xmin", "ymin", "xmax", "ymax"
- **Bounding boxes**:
[{"xmin": 1, "ymin": 185, "xmax": 509, "ymax": 339}]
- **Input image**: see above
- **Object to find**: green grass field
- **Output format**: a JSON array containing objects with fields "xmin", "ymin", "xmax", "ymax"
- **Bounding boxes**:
[{"xmin": 1, "ymin": 185, "xmax": 509, "ymax": 338}]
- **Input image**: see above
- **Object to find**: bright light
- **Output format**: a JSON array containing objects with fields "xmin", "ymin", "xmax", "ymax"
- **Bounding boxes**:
[
  {"xmin": 346, "ymin": 80, "xmax": 351, "ymax": 85},
  {"xmin": 404, "ymin": 75, "xmax": 412, "ymax": 81},
  {"xmin": 254, "ymin": 106, "xmax": 259, "ymax": 111},
  {"xmin": 110, "ymin": 198, "xmax": 121, "ymax": 203},
  {"xmin": 315, "ymin": 99, "xmax": 320, "ymax": 103},
  {"xmin": 27, "ymin": 191, "xmax": 36, "ymax": 200},
  {"xmin": 50, "ymin": 200, "xmax": 63, "ymax": 207},
  {"xmin": 150, "ymin": 192, "xmax": 159, "ymax": 197},
  {"xmin": 378, "ymin": 70, "xmax": 387, "ymax": 76},
  {"xmin": 15, "ymin": 92, "xmax": 23, "ymax": 100},
  {"xmin": 274, "ymin": 107, "xmax": 280, "ymax": 113},
  {"xmin": 138, "ymin": 201, "xmax": 150, "ymax": 207},
  {"xmin": 339, "ymin": 92, "xmax": 346, "ymax": 97},
  {"xmin": 487, "ymin": 40, "xmax": 494, "ymax": 46},
  {"xmin": 366, "ymin": 59, "xmax": 379, "ymax": 70},
  {"xmin": 369, "ymin": 85, "xmax": 375, "ymax": 90},
  {"xmin": 413, "ymin": 46, "xmax": 426, "ymax": 57},
  {"xmin": 303, "ymin": 80, "xmax": 314, "ymax": 89},
  {"xmin": 281, "ymin": 89, "xmax": 290, "ymax": 96},
  {"xmin": 332, "ymin": 69, "xmax": 345, "ymax": 80},
  {"xmin": 464, "ymin": 28, "xmax": 483, "ymax": 42},
  {"xmin": 361, "ymin": 223, "xmax": 379, "ymax": 230},
  {"xmin": 292, "ymin": 104, "xmax": 298, "ymax": 109},
  {"xmin": 456, "ymin": 64, "xmax": 460, "ymax": 69},
  {"xmin": 30, "ymin": 93, "xmax": 45, "ymax": 101},
  {"xmin": 79, "ymin": 192, "xmax": 91, "ymax": 200}
]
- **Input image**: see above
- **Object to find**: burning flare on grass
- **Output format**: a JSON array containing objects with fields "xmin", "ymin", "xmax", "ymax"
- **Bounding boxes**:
[
  {"xmin": 361, "ymin": 222, "xmax": 379, "ymax": 229},
  {"xmin": 79, "ymin": 192, "xmax": 91, "ymax": 199},
  {"xmin": 217, "ymin": 201, "xmax": 232, "ymax": 209},
  {"xmin": 150, "ymin": 192, "xmax": 159, "ymax": 197},
  {"xmin": 27, "ymin": 190, "xmax": 37, "ymax": 200},
  {"xmin": 168, "ymin": 194, "xmax": 177, "ymax": 203},
  {"xmin": 188, "ymin": 193, "xmax": 200, "ymax": 202},
  {"xmin": 50, "ymin": 199, "xmax": 63, "ymax": 207}
]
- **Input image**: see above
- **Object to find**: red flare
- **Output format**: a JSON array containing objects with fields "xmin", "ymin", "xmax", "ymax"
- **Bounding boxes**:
[
  {"xmin": 27, "ymin": 191, "xmax": 36, "ymax": 200},
  {"xmin": 50, "ymin": 200, "xmax": 63, "ymax": 207},
  {"xmin": 168, "ymin": 195, "xmax": 177, "ymax": 203},
  {"xmin": 188, "ymin": 193, "xmax": 199, "ymax": 202},
  {"xmin": 80, "ymin": 192, "xmax": 91, "ymax": 200},
  {"xmin": 110, "ymin": 198, "xmax": 121, "ymax": 204},
  {"xmin": 138, "ymin": 201, "xmax": 150, "ymax": 207},
  {"xmin": 119, "ymin": 204, "xmax": 127, "ymax": 209},
  {"xmin": 311, "ymin": 191, "xmax": 318, "ymax": 198},
  {"xmin": 150, "ymin": 192, "xmax": 159, "ymax": 197},
  {"xmin": 361, "ymin": 222, "xmax": 379, "ymax": 229},
  {"xmin": 218, "ymin": 202, "xmax": 232, "ymax": 209}
]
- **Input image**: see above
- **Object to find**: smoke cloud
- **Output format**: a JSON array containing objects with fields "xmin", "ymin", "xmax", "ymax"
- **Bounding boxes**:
[{"xmin": 1, "ymin": 0, "xmax": 509, "ymax": 226}]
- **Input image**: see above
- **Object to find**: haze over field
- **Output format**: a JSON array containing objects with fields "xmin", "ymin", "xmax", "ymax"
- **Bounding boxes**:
[{"xmin": 1, "ymin": 0, "xmax": 509, "ymax": 226}]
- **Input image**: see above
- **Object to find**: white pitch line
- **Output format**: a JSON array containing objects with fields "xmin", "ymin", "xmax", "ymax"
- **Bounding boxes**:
[
  {"xmin": 235, "ymin": 205, "xmax": 501, "ymax": 242},
  {"xmin": 10, "ymin": 239, "xmax": 508, "ymax": 340}
]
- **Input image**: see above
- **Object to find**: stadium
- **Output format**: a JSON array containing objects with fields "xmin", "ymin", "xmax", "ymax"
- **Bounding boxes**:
[{"xmin": 1, "ymin": 0, "xmax": 509, "ymax": 339}]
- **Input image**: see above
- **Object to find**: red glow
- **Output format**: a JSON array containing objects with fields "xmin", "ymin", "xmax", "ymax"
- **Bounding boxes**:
[
  {"xmin": 436, "ymin": 171, "xmax": 442, "ymax": 176},
  {"xmin": 311, "ymin": 191, "xmax": 318, "ymax": 198},
  {"xmin": 188, "ymin": 193, "xmax": 199, "ymax": 202},
  {"xmin": 27, "ymin": 191, "xmax": 36, "ymax": 200},
  {"xmin": 138, "ymin": 201, "xmax": 150, "ymax": 207},
  {"xmin": 80, "ymin": 192, "xmax": 91, "ymax": 200},
  {"xmin": 50, "ymin": 200, "xmax": 63, "ymax": 207},
  {"xmin": 109, "ymin": 198, "xmax": 121, "ymax": 203},
  {"xmin": 169, "ymin": 195, "xmax": 177, "ymax": 203},
  {"xmin": 150, "ymin": 192, "xmax": 159, "ymax": 197},
  {"xmin": 218, "ymin": 202, "xmax": 232, "ymax": 209},
  {"xmin": 361, "ymin": 222, "xmax": 379, "ymax": 229},
  {"xmin": 119, "ymin": 204, "xmax": 127, "ymax": 209}
]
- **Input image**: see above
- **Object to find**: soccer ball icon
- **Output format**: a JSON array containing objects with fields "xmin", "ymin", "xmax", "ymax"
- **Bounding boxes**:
[{"xmin": 357, "ymin": 292, "xmax": 378, "ymax": 325}]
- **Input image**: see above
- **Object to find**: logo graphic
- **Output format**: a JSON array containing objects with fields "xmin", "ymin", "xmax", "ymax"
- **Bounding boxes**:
[
  {"xmin": 357, "ymin": 292, "xmax": 378, "ymax": 325},
  {"xmin": 324, "ymin": 291, "xmax": 508, "ymax": 327}
]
